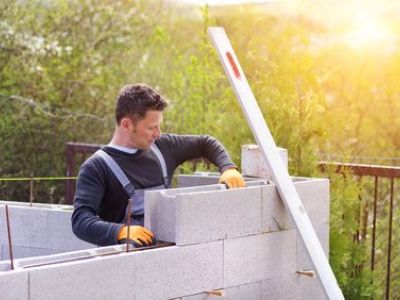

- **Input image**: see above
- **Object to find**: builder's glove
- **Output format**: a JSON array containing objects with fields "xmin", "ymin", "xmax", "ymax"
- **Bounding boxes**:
[
  {"xmin": 219, "ymin": 168, "xmax": 245, "ymax": 189},
  {"xmin": 117, "ymin": 225, "xmax": 155, "ymax": 247}
]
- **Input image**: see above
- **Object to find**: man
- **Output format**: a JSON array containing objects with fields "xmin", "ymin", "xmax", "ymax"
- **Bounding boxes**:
[{"xmin": 72, "ymin": 83, "xmax": 245, "ymax": 247}]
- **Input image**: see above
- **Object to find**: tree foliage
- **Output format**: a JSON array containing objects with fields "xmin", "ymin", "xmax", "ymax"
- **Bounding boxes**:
[{"xmin": 1, "ymin": 1, "xmax": 398, "ymax": 297}]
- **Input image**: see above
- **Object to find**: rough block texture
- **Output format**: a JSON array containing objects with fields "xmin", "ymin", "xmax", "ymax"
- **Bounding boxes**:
[
  {"xmin": 224, "ymin": 230, "xmax": 296, "ymax": 286},
  {"xmin": 295, "ymin": 179, "xmax": 330, "ymax": 225},
  {"xmin": 144, "ymin": 190, "xmax": 176, "ymax": 243},
  {"xmin": 47, "ymin": 210, "xmax": 93, "ymax": 251},
  {"xmin": 224, "ymin": 282, "xmax": 261, "ymax": 299},
  {"xmin": 177, "ymin": 174, "xmax": 269, "ymax": 189},
  {"xmin": 175, "ymin": 186, "xmax": 262, "ymax": 245},
  {"xmin": 261, "ymin": 184, "xmax": 291, "ymax": 232},
  {"xmin": 0, "ymin": 202, "xmax": 95, "ymax": 261},
  {"xmin": 2, "ymin": 245, "xmax": 63, "ymax": 260},
  {"xmin": 261, "ymin": 179, "xmax": 329, "ymax": 233},
  {"xmin": 241, "ymin": 144, "xmax": 288, "ymax": 179},
  {"xmin": 261, "ymin": 273, "xmax": 327, "ymax": 299},
  {"xmin": 7, "ymin": 245, "xmax": 122, "ymax": 270},
  {"xmin": 0, "ymin": 270, "xmax": 29, "ymax": 300},
  {"xmin": 145, "ymin": 184, "xmax": 226, "ymax": 242},
  {"xmin": 177, "ymin": 174, "xmax": 220, "ymax": 187},
  {"xmin": 0, "ymin": 206, "xmax": 48, "ymax": 248},
  {"xmin": 146, "ymin": 183, "xmax": 266, "ymax": 245},
  {"xmin": 296, "ymin": 223, "xmax": 329, "ymax": 271},
  {"xmin": 135, "ymin": 241, "xmax": 223, "ymax": 299},
  {"xmin": 29, "ymin": 252, "xmax": 136, "ymax": 300},
  {"xmin": 181, "ymin": 282, "xmax": 261, "ymax": 299}
]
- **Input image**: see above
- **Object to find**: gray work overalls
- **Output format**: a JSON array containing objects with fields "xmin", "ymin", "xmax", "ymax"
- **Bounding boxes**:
[{"xmin": 95, "ymin": 144, "xmax": 168, "ymax": 226}]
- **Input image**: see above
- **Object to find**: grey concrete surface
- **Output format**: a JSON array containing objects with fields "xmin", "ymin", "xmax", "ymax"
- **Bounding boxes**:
[{"xmin": 224, "ymin": 230, "xmax": 296, "ymax": 287}]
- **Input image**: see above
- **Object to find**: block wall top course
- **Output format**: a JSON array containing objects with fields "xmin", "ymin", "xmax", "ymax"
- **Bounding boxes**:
[
  {"xmin": 0, "ymin": 202, "xmax": 95, "ymax": 260},
  {"xmin": 174, "ymin": 186, "xmax": 262, "ymax": 245},
  {"xmin": 0, "ymin": 200, "xmax": 72, "ymax": 211},
  {"xmin": 241, "ymin": 144, "xmax": 288, "ymax": 180},
  {"xmin": 2, "ymin": 241, "xmax": 223, "ymax": 300},
  {"xmin": 146, "ymin": 177, "xmax": 329, "ymax": 245},
  {"xmin": 1, "ymin": 245, "xmax": 64, "ymax": 262},
  {"xmin": 261, "ymin": 178, "xmax": 329, "ymax": 233},
  {"xmin": 29, "ymin": 248, "xmax": 137, "ymax": 300}
]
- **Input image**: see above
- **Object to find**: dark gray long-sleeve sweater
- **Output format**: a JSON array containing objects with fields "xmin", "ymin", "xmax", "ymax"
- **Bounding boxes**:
[{"xmin": 71, "ymin": 134, "xmax": 236, "ymax": 246}]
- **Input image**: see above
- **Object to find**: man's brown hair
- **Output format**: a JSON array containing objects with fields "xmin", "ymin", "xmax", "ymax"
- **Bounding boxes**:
[{"xmin": 115, "ymin": 83, "xmax": 167, "ymax": 124}]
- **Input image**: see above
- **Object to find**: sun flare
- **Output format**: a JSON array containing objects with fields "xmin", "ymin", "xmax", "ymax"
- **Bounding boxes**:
[{"xmin": 345, "ymin": 12, "xmax": 394, "ymax": 49}]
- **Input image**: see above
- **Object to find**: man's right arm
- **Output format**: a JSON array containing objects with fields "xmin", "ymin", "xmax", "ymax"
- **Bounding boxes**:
[{"xmin": 71, "ymin": 162, "xmax": 123, "ymax": 246}]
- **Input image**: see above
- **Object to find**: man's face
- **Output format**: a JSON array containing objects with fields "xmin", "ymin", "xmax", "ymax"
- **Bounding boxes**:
[{"xmin": 127, "ymin": 110, "xmax": 162, "ymax": 149}]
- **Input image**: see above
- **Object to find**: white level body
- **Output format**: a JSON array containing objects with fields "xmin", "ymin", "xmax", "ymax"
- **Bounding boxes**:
[{"xmin": 208, "ymin": 27, "xmax": 344, "ymax": 300}]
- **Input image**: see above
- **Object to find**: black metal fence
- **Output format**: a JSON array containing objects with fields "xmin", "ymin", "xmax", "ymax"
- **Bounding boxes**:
[{"xmin": 320, "ymin": 162, "xmax": 399, "ymax": 299}]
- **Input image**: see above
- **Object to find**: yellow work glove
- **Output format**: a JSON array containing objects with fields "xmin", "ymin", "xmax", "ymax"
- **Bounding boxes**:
[
  {"xmin": 117, "ymin": 225, "xmax": 155, "ymax": 247},
  {"xmin": 219, "ymin": 168, "xmax": 245, "ymax": 188}
]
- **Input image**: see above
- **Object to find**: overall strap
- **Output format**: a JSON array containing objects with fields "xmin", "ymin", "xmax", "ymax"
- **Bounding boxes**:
[
  {"xmin": 150, "ymin": 143, "xmax": 169, "ymax": 187},
  {"xmin": 95, "ymin": 150, "xmax": 135, "ymax": 198}
]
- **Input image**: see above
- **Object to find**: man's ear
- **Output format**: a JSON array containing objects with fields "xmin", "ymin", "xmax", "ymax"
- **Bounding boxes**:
[{"xmin": 120, "ymin": 117, "xmax": 132, "ymax": 130}]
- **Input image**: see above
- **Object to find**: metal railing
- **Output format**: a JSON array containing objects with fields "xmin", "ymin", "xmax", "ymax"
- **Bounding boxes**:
[
  {"xmin": 320, "ymin": 162, "xmax": 399, "ymax": 299},
  {"xmin": 65, "ymin": 142, "xmax": 101, "ymax": 204}
]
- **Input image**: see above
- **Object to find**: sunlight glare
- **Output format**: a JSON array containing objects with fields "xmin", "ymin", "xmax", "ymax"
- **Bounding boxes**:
[{"xmin": 345, "ymin": 12, "xmax": 394, "ymax": 49}]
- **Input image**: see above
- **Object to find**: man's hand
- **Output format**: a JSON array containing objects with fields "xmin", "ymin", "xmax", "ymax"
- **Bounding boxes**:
[
  {"xmin": 219, "ymin": 168, "xmax": 245, "ymax": 188},
  {"xmin": 118, "ymin": 225, "xmax": 155, "ymax": 247}
]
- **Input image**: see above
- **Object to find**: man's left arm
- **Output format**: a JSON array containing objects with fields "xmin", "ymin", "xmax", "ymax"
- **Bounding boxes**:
[{"xmin": 158, "ymin": 134, "xmax": 245, "ymax": 188}]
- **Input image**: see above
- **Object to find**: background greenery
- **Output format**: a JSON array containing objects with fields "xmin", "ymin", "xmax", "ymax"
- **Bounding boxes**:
[{"xmin": 1, "ymin": 0, "xmax": 398, "ymax": 298}]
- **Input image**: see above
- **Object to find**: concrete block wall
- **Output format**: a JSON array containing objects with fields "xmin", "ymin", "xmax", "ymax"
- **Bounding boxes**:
[
  {"xmin": 0, "ymin": 201, "xmax": 95, "ymax": 261},
  {"xmin": 0, "ymin": 145, "xmax": 333, "ymax": 299},
  {"xmin": 150, "ymin": 176, "xmax": 328, "ymax": 294}
]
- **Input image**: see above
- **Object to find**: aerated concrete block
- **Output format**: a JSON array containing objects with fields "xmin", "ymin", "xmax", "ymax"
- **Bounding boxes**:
[
  {"xmin": 224, "ymin": 230, "xmax": 296, "ymax": 287},
  {"xmin": 47, "ymin": 210, "xmax": 94, "ymax": 251},
  {"xmin": 0, "ymin": 270, "xmax": 29, "ymax": 300},
  {"xmin": 2, "ymin": 245, "xmax": 63, "ymax": 260},
  {"xmin": 136, "ymin": 241, "xmax": 223, "ymax": 300},
  {"xmin": 175, "ymin": 186, "xmax": 262, "ymax": 245},
  {"xmin": 261, "ymin": 273, "xmax": 327, "ymax": 300},
  {"xmin": 0, "ymin": 258, "xmax": 10, "ymax": 271},
  {"xmin": 241, "ymin": 145, "xmax": 288, "ymax": 180},
  {"xmin": 146, "ymin": 183, "xmax": 266, "ymax": 245},
  {"xmin": 12, "ymin": 245, "xmax": 123, "ymax": 269},
  {"xmin": 0, "ymin": 206, "xmax": 48, "ymax": 248},
  {"xmin": 295, "ymin": 179, "xmax": 330, "ymax": 225},
  {"xmin": 177, "ymin": 173, "xmax": 268, "ymax": 189},
  {"xmin": 296, "ymin": 223, "xmax": 329, "ymax": 271},
  {"xmin": 0, "ymin": 200, "xmax": 73, "ymax": 211},
  {"xmin": 0, "ymin": 205, "xmax": 95, "ymax": 259},
  {"xmin": 181, "ymin": 282, "xmax": 261, "ymax": 300},
  {"xmin": 0, "ymin": 206, "xmax": 10, "ymax": 246},
  {"xmin": 145, "ymin": 185, "xmax": 225, "ymax": 242},
  {"xmin": 261, "ymin": 184, "xmax": 292, "ymax": 232},
  {"xmin": 144, "ymin": 190, "xmax": 176, "ymax": 243},
  {"xmin": 177, "ymin": 174, "xmax": 220, "ymax": 187},
  {"xmin": 29, "ymin": 251, "xmax": 136, "ymax": 300},
  {"xmin": 261, "ymin": 179, "xmax": 330, "ymax": 233},
  {"xmin": 223, "ymin": 282, "xmax": 261, "ymax": 299}
]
